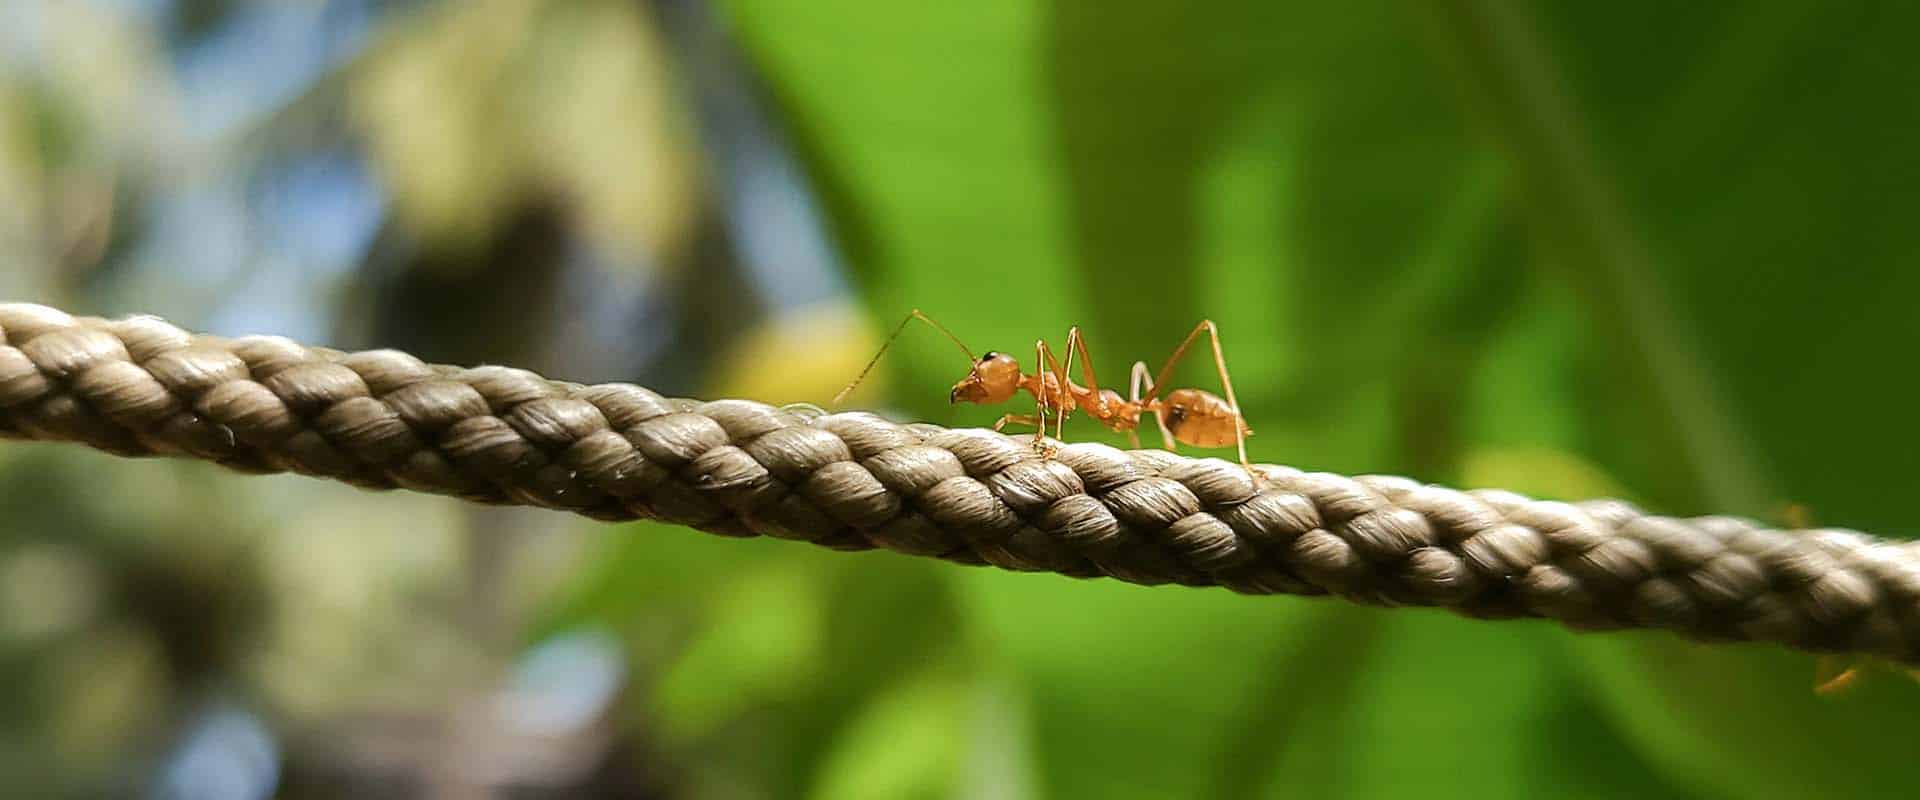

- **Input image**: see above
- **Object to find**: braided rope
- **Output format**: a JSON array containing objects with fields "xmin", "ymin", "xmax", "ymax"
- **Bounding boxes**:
[{"xmin": 2, "ymin": 302, "xmax": 1917, "ymax": 663}]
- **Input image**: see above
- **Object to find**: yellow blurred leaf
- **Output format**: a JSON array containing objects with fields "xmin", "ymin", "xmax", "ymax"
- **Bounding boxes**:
[
  {"xmin": 526, "ymin": 1, "xmax": 698, "ymax": 264},
  {"xmin": 351, "ymin": 0, "xmax": 696, "ymax": 262},
  {"xmin": 650, "ymin": 563, "xmax": 826, "ymax": 744},
  {"xmin": 1457, "ymin": 446, "xmax": 1633, "ymax": 502},
  {"xmin": 709, "ymin": 302, "xmax": 886, "ymax": 408},
  {"xmin": 353, "ymin": 0, "xmax": 533, "ymax": 252},
  {"xmin": 0, "ymin": 544, "xmax": 102, "ymax": 643},
  {"xmin": 47, "ymin": 624, "xmax": 168, "ymax": 768},
  {"xmin": 808, "ymin": 667, "xmax": 968, "ymax": 800}
]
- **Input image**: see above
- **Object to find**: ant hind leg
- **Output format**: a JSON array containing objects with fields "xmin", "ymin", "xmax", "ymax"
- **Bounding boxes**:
[
  {"xmin": 1144, "ymin": 321, "xmax": 1257, "ymax": 483},
  {"xmin": 1813, "ymin": 655, "xmax": 1862, "ymax": 696},
  {"xmin": 1130, "ymin": 361, "xmax": 1177, "ymax": 451}
]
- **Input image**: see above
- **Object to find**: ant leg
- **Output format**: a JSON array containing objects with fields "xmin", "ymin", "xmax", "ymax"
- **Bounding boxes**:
[
  {"xmin": 1036, "ymin": 337, "xmax": 1088, "ymax": 449},
  {"xmin": 1031, "ymin": 339, "xmax": 1053, "ymax": 451},
  {"xmin": 834, "ymin": 309, "xmax": 981, "ymax": 406},
  {"xmin": 1036, "ymin": 337, "xmax": 1052, "ymax": 448},
  {"xmin": 1814, "ymin": 656, "xmax": 1861, "ymax": 695},
  {"xmin": 1130, "ymin": 361, "xmax": 1177, "ymax": 451},
  {"xmin": 1053, "ymin": 336, "xmax": 1073, "ymax": 443},
  {"xmin": 1784, "ymin": 505, "xmax": 1860, "ymax": 695},
  {"xmin": 1066, "ymin": 328, "xmax": 1100, "ymax": 387},
  {"xmin": 993, "ymin": 413, "xmax": 1044, "ymax": 433},
  {"xmin": 1144, "ymin": 321, "xmax": 1255, "ymax": 480},
  {"xmin": 1061, "ymin": 326, "xmax": 1123, "ymax": 443}
]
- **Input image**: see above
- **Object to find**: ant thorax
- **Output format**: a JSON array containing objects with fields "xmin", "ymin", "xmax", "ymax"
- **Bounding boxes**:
[
  {"xmin": 1088, "ymin": 388, "xmax": 1135, "ymax": 427},
  {"xmin": 1023, "ymin": 370, "xmax": 1079, "ymax": 413}
]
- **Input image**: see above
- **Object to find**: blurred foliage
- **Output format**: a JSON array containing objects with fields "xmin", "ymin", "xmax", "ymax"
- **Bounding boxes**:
[
  {"xmin": 5, "ymin": 0, "xmax": 1920, "ymax": 798},
  {"xmin": 352, "ymin": 0, "xmax": 699, "ymax": 264},
  {"xmin": 665, "ymin": 0, "xmax": 1920, "ymax": 797}
]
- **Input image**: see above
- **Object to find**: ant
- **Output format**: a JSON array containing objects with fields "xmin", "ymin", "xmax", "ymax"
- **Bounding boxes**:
[
  {"xmin": 833, "ymin": 310, "xmax": 1255, "ymax": 477},
  {"xmin": 1779, "ymin": 502, "xmax": 1920, "ymax": 696}
]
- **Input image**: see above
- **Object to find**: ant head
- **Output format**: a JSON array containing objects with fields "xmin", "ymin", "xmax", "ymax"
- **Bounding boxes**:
[{"xmin": 950, "ymin": 351, "xmax": 1021, "ymax": 405}]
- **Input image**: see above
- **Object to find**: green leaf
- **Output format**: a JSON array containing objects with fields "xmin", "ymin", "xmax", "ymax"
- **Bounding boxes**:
[
  {"xmin": 807, "ymin": 666, "xmax": 969, "ymax": 800},
  {"xmin": 1577, "ymin": 636, "xmax": 1920, "ymax": 800},
  {"xmin": 717, "ymin": 0, "xmax": 1920, "ymax": 796},
  {"xmin": 650, "ymin": 562, "xmax": 828, "ymax": 744},
  {"xmin": 955, "ymin": 570, "xmax": 1332, "ymax": 798},
  {"xmin": 1267, "ymin": 611, "xmax": 1684, "ymax": 800}
]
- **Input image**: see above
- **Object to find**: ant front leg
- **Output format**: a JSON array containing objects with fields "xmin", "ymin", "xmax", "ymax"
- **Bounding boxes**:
[
  {"xmin": 993, "ymin": 413, "xmax": 1044, "ymax": 432},
  {"xmin": 1027, "ymin": 338, "xmax": 1075, "ymax": 457},
  {"xmin": 995, "ymin": 413, "xmax": 1057, "ymax": 458},
  {"xmin": 1032, "ymin": 339, "xmax": 1053, "ymax": 452}
]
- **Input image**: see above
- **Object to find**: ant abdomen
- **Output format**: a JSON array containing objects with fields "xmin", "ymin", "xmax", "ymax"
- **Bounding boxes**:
[{"xmin": 1160, "ymin": 388, "xmax": 1251, "ymax": 448}]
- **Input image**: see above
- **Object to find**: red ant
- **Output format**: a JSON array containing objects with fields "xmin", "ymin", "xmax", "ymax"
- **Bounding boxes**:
[
  {"xmin": 834, "ymin": 310, "xmax": 1255, "ymax": 477},
  {"xmin": 1778, "ymin": 502, "xmax": 1920, "ymax": 696}
]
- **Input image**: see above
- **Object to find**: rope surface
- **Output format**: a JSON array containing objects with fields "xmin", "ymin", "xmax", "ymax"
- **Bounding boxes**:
[{"xmin": 3, "ymin": 302, "xmax": 1918, "ymax": 664}]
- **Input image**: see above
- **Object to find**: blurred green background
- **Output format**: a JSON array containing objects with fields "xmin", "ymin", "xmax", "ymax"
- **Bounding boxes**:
[{"xmin": 4, "ymin": 0, "xmax": 1919, "ymax": 797}]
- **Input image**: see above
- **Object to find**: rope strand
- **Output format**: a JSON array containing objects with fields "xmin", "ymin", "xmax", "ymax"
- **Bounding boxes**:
[{"xmin": 3, "ymin": 302, "xmax": 1916, "ymax": 663}]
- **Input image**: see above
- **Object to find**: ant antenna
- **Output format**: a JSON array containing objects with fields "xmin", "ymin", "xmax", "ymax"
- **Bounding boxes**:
[{"xmin": 833, "ymin": 309, "xmax": 978, "ymax": 406}]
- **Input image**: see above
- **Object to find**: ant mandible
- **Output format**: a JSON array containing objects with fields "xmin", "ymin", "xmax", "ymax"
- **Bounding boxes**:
[{"xmin": 833, "ymin": 310, "xmax": 1256, "ymax": 478}]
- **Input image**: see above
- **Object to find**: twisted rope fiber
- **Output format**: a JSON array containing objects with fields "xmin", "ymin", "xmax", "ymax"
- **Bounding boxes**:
[{"xmin": 3, "ymin": 303, "xmax": 1919, "ymax": 664}]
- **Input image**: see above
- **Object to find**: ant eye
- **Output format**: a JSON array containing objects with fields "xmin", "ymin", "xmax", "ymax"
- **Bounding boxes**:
[{"xmin": 981, "ymin": 352, "xmax": 998, "ymax": 362}]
